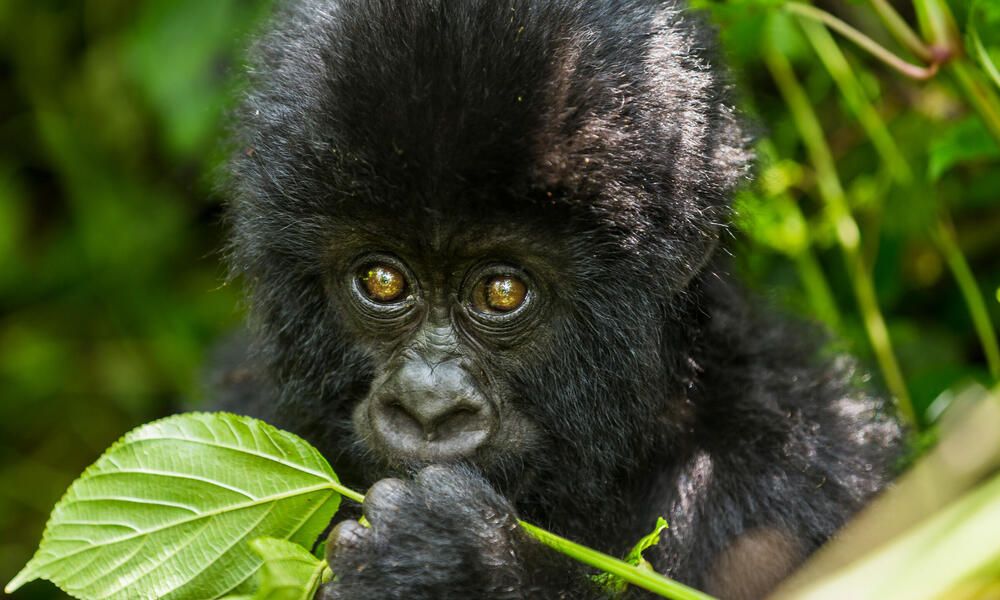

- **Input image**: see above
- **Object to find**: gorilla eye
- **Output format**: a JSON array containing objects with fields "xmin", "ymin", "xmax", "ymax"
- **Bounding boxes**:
[
  {"xmin": 359, "ymin": 264, "xmax": 407, "ymax": 303},
  {"xmin": 474, "ymin": 275, "xmax": 527, "ymax": 313}
]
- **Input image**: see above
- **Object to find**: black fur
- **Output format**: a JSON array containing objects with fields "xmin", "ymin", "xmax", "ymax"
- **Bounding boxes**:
[{"xmin": 218, "ymin": 1, "xmax": 902, "ymax": 598}]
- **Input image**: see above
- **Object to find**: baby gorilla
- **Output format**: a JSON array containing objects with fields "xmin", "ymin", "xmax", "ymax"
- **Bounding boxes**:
[{"xmin": 219, "ymin": 0, "xmax": 902, "ymax": 598}]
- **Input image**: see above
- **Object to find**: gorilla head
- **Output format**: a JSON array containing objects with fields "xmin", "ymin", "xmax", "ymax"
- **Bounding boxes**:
[{"xmin": 221, "ymin": 1, "xmax": 898, "ymax": 597}]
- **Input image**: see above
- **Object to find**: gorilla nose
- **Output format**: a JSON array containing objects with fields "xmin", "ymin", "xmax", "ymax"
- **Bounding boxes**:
[
  {"xmin": 373, "ymin": 395, "xmax": 491, "ymax": 459},
  {"xmin": 369, "ymin": 361, "xmax": 493, "ymax": 461}
]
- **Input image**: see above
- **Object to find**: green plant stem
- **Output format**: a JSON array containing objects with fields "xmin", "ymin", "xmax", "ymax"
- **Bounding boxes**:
[
  {"xmin": 331, "ymin": 483, "xmax": 712, "ymax": 599},
  {"xmin": 799, "ymin": 18, "xmax": 912, "ymax": 185},
  {"xmin": 868, "ymin": 0, "xmax": 933, "ymax": 61},
  {"xmin": 949, "ymin": 59, "xmax": 1000, "ymax": 145},
  {"xmin": 518, "ymin": 521, "xmax": 715, "ymax": 600},
  {"xmin": 912, "ymin": 0, "xmax": 961, "ymax": 55},
  {"xmin": 933, "ymin": 219, "xmax": 1000, "ymax": 380},
  {"xmin": 764, "ymin": 44, "xmax": 918, "ymax": 429},
  {"xmin": 784, "ymin": 2, "xmax": 938, "ymax": 80},
  {"xmin": 795, "ymin": 247, "xmax": 842, "ymax": 329},
  {"xmin": 970, "ymin": 26, "xmax": 1000, "ymax": 92},
  {"xmin": 330, "ymin": 481, "xmax": 366, "ymax": 504}
]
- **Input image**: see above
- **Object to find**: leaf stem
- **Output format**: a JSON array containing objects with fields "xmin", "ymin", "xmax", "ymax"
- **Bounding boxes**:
[
  {"xmin": 329, "ymin": 481, "xmax": 365, "ymax": 504},
  {"xmin": 518, "ymin": 521, "xmax": 716, "ymax": 600},
  {"xmin": 785, "ymin": 2, "xmax": 939, "ymax": 80}
]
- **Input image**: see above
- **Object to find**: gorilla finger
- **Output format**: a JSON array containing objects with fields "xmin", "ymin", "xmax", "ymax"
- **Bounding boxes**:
[
  {"xmin": 314, "ymin": 582, "xmax": 339, "ymax": 600},
  {"xmin": 362, "ymin": 477, "xmax": 411, "ymax": 525},
  {"xmin": 326, "ymin": 519, "xmax": 373, "ymax": 565},
  {"xmin": 414, "ymin": 464, "xmax": 461, "ymax": 487},
  {"xmin": 416, "ymin": 464, "xmax": 492, "ymax": 501}
]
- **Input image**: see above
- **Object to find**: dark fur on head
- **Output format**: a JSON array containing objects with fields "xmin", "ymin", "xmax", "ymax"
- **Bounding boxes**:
[{"xmin": 220, "ymin": 0, "xmax": 901, "ymax": 597}]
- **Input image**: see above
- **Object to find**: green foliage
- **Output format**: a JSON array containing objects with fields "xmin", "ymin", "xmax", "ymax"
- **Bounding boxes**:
[
  {"xmin": 593, "ymin": 517, "xmax": 669, "ymax": 596},
  {"xmin": 244, "ymin": 538, "xmax": 330, "ymax": 600},
  {"xmin": 7, "ymin": 413, "xmax": 341, "ymax": 600},
  {"xmin": 0, "ymin": 1, "xmax": 271, "ymax": 592},
  {"xmin": 623, "ymin": 517, "xmax": 669, "ymax": 569},
  {"xmin": 928, "ymin": 116, "xmax": 1000, "ymax": 180},
  {"xmin": 698, "ymin": 0, "xmax": 1000, "ymax": 428}
]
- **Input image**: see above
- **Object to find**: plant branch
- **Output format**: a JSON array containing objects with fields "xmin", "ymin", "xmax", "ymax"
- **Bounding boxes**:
[
  {"xmin": 785, "ymin": 2, "xmax": 939, "ymax": 80},
  {"xmin": 799, "ymin": 18, "xmax": 912, "ymax": 184},
  {"xmin": 868, "ymin": 0, "xmax": 934, "ymax": 61}
]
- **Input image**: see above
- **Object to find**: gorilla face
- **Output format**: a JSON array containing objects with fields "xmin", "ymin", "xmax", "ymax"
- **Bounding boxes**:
[
  {"xmin": 225, "ymin": 0, "xmax": 750, "ymax": 500},
  {"xmin": 295, "ymin": 198, "xmax": 691, "ymax": 499},
  {"xmin": 327, "ymin": 209, "xmax": 554, "ymax": 467}
]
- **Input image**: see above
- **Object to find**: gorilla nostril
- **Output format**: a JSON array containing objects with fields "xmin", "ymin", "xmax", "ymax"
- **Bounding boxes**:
[
  {"xmin": 436, "ymin": 408, "xmax": 483, "ymax": 438},
  {"xmin": 379, "ymin": 399, "xmax": 425, "ymax": 439}
]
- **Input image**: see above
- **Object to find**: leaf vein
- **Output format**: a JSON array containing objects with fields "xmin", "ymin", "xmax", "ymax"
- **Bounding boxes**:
[
  {"xmin": 64, "ymin": 496, "xmax": 201, "ymax": 515},
  {"xmin": 84, "ymin": 469, "xmax": 257, "ymax": 500},
  {"xmin": 116, "ymin": 437, "xmax": 331, "ymax": 481}
]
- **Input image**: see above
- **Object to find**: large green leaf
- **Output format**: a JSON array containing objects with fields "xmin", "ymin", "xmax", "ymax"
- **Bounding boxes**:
[{"xmin": 5, "ymin": 413, "xmax": 341, "ymax": 600}]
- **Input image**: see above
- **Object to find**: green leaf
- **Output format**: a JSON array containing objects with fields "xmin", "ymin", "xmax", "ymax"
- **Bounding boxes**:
[
  {"xmin": 927, "ymin": 116, "xmax": 1000, "ymax": 181},
  {"xmin": 734, "ymin": 189, "xmax": 810, "ymax": 256},
  {"xmin": 5, "ymin": 413, "xmax": 342, "ymax": 600},
  {"xmin": 248, "ymin": 537, "xmax": 329, "ymax": 600},
  {"xmin": 623, "ymin": 517, "xmax": 669, "ymax": 569},
  {"xmin": 592, "ymin": 517, "xmax": 669, "ymax": 596}
]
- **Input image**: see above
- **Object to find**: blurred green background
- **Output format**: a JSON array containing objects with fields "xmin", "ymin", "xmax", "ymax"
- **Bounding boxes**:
[{"xmin": 0, "ymin": 0, "xmax": 997, "ymax": 598}]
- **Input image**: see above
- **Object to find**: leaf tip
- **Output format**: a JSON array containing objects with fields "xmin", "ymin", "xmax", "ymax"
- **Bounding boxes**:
[{"xmin": 5, "ymin": 565, "xmax": 34, "ymax": 595}]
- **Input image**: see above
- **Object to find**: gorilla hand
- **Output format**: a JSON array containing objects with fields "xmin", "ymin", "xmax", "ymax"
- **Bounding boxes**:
[{"xmin": 316, "ymin": 466, "xmax": 598, "ymax": 600}]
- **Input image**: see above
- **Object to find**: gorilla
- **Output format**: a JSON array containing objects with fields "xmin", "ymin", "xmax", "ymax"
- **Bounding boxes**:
[{"xmin": 216, "ymin": 0, "xmax": 903, "ymax": 598}]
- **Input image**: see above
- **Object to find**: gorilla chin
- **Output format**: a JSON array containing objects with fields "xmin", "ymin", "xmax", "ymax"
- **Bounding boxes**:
[{"xmin": 215, "ymin": 1, "xmax": 903, "ymax": 598}]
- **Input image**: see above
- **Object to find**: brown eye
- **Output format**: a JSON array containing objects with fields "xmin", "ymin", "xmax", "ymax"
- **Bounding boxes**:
[
  {"xmin": 475, "ymin": 275, "xmax": 527, "ymax": 313},
  {"xmin": 360, "ymin": 264, "xmax": 406, "ymax": 303}
]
